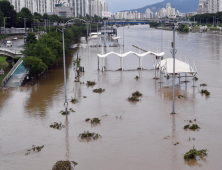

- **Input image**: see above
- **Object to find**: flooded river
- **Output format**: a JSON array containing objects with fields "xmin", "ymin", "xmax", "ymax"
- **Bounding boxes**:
[{"xmin": 1, "ymin": 25, "xmax": 222, "ymax": 170}]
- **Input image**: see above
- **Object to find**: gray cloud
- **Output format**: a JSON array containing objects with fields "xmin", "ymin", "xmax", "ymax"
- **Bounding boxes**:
[{"xmin": 105, "ymin": 0, "xmax": 163, "ymax": 13}]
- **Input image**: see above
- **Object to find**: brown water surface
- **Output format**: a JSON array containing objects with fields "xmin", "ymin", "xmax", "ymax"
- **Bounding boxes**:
[{"xmin": 0, "ymin": 25, "xmax": 222, "ymax": 170}]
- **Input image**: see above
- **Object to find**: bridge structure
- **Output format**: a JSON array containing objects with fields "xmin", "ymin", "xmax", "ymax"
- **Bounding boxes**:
[
  {"xmin": 0, "ymin": 48, "xmax": 24, "ymax": 58},
  {"xmin": 0, "ymin": 28, "xmax": 33, "ymax": 35},
  {"xmin": 106, "ymin": 19, "xmax": 197, "ymax": 25}
]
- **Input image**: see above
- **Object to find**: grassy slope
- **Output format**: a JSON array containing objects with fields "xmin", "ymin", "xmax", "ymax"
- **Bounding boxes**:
[{"xmin": 0, "ymin": 56, "xmax": 11, "ymax": 84}]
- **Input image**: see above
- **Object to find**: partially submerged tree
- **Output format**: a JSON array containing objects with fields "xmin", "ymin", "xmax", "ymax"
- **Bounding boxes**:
[{"xmin": 23, "ymin": 56, "xmax": 47, "ymax": 77}]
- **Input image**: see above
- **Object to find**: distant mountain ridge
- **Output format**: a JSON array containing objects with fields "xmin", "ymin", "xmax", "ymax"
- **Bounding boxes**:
[{"xmin": 121, "ymin": 0, "xmax": 199, "ymax": 14}]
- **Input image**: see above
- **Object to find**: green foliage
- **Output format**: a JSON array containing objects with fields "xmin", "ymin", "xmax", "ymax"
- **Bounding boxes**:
[
  {"xmin": 190, "ymin": 12, "xmax": 222, "ymax": 25},
  {"xmin": 26, "ymin": 33, "xmax": 37, "ymax": 44},
  {"xmin": 17, "ymin": 7, "xmax": 33, "ymax": 28},
  {"xmin": 0, "ymin": 34, "xmax": 8, "ymax": 40},
  {"xmin": 0, "ymin": 0, "xmax": 17, "ymax": 27},
  {"xmin": 52, "ymin": 161, "xmax": 77, "ymax": 170},
  {"xmin": 73, "ymin": 58, "xmax": 81, "ymax": 68},
  {"xmin": 23, "ymin": 56, "xmax": 47, "ymax": 76},
  {"xmin": 0, "ymin": 8, "xmax": 3, "ymax": 27},
  {"xmin": 177, "ymin": 24, "xmax": 189, "ymax": 33},
  {"xmin": 150, "ymin": 22, "xmax": 161, "ymax": 28},
  {"xmin": 184, "ymin": 149, "xmax": 208, "ymax": 160},
  {"xmin": 34, "ymin": 43, "xmax": 57, "ymax": 67},
  {"xmin": 132, "ymin": 91, "xmax": 142, "ymax": 97},
  {"xmin": 38, "ymin": 34, "xmax": 62, "ymax": 59}
]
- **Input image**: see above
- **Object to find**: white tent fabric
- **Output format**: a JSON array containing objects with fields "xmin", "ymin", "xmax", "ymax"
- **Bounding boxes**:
[
  {"xmin": 97, "ymin": 51, "xmax": 165, "ymax": 58},
  {"xmin": 159, "ymin": 58, "xmax": 196, "ymax": 75},
  {"xmin": 112, "ymin": 36, "xmax": 122, "ymax": 40}
]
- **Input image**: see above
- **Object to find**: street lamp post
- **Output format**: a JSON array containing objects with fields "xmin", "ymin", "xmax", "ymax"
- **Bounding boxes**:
[
  {"xmin": 4, "ymin": 17, "xmax": 10, "ymax": 28},
  {"xmin": 171, "ymin": 25, "xmax": 176, "ymax": 114},
  {"xmin": 19, "ymin": 17, "xmax": 28, "ymax": 30},
  {"xmin": 123, "ymin": 20, "xmax": 124, "ymax": 46},
  {"xmin": 57, "ymin": 25, "xmax": 68, "ymax": 114}
]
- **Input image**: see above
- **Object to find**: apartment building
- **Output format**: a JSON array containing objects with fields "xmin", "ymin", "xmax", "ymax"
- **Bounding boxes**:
[{"xmin": 8, "ymin": 0, "xmax": 108, "ymax": 17}]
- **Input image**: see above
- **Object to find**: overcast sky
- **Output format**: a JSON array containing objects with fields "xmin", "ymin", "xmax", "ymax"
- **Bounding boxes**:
[{"xmin": 105, "ymin": 0, "xmax": 163, "ymax": 13}]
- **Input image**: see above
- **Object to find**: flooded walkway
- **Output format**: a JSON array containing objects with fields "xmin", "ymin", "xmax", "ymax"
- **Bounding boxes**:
[
  {"xmin": 0, "ymin": 25, "xmax": 222, "ymax": 170},
  {"xmin": 5, "ymin": 63, "xmax": 27, "ymax": 87}
]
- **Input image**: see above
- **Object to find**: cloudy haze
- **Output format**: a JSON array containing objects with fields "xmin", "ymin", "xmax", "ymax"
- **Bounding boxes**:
[{"xmin": 105, "ymin": 0, "xmax": 163, "ymax": 13}]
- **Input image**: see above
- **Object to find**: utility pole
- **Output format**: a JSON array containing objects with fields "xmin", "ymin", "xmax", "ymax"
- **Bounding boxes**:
[
  {"xmin": 62, "ymin": 26, "xmax": 68, "ymax": 114},
  {"xmin": 123, "ymin": 20, "xmax": 124, "ymax": 46},
  {"xmin": 171, "ymin": 25, "xmax": 177, "ymax": 114},
  {"xmin": 97, "ymin": 22, "xmax": 99, "ymax": 70}
]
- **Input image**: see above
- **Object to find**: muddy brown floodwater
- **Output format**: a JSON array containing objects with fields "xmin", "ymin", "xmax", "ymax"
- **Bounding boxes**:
[{"xmin": 1, "ymin": 25, "xmax": 222, "ymax": 170}]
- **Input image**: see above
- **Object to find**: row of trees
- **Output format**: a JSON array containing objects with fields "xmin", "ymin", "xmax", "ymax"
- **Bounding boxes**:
[
  {"xmin": 0, "ymin": 0, "xmax": 102, "ymax": 28},
  {"xmin": 190, "ymin": 12, "xmax": 222, "ymax": 26},
  {"xmin": 23, "ymin": 26, "xmax": 84, "ymax": 77}
]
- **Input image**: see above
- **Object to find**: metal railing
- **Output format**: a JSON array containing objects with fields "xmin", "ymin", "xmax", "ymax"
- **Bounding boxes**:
[
  {"xmin": 1, "ymin": 57, "xmax": 24, "ymax": 87},
  {"xmin": 19, "ymin": 69, "xmax": 29, "ymax": 86}
]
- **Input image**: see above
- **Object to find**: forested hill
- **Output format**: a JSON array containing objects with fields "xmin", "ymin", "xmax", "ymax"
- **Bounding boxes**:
[{"xmin": 121, "ymin": 0, "xmax": 199, "ymax": 14}]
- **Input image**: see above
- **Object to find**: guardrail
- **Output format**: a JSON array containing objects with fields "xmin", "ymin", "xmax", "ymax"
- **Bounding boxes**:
[
  {"xmin": 19, "ymin": 69, "xmax": 29, "ymax": 86},
  {"xmin": 0, "ymin": 48, "xmax": 23, "ymax": 54},
  {"xmin": 1, "ymin": 57, "xmax": 24, "ymax": 87}
]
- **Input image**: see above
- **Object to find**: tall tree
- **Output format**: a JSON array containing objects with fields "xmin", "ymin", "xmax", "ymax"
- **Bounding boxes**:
[
  {"xmin": 0, "ymin": 0, "xmax": 17, "ymax": 27},
  {"xmin": 18, "ymin": 7, "xmax": 34, "ymax": 28}
]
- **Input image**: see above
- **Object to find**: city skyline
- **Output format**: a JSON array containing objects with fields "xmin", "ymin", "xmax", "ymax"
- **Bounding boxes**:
[{"xmin": 105, "ymin": 0, "xmax": 162, "ymax": 13}]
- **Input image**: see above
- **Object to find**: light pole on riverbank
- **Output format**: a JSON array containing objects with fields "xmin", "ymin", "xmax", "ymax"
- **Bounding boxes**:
[
  {"xmin": 171, "ymin": 25, "xmax": 176, "ymax": 114},
  {"xmin": 57, "ymin": 26, "xmax": 68, "ymax": 114}
]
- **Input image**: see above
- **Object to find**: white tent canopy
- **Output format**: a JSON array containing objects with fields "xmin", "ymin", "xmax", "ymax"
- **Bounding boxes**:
[
  {"xmin": 112, "ymin": 36, "xmax": 122, "ymax": 40},
  {"xmin": 159, "ymin": 58, "xmax": 197, "ymax": 75}
]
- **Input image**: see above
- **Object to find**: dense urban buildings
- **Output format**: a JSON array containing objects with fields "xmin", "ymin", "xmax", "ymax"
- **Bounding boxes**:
[
  {"xmin": 197, "ymin": 0, "xmax": 222, "ymax": 14},
  {"xmin": 7, "ymin": 0, "xmax": 108, "ymax": 17},
  {"xmin": 112, "ymin": 3, "xmax": 179, "ymax": 19}
]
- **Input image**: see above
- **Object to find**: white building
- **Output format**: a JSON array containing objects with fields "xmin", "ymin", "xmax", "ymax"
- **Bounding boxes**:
[
  {"xmin": 145, "ymin": 8, "xmax": 151, "ymax": 19},
  {"xmin": 8, "ymin": 0, "xmax": 108, "ymax": 17},
  {"xmin": 208, "ymin": 0, "xmax": 222, "ymax": 13}
]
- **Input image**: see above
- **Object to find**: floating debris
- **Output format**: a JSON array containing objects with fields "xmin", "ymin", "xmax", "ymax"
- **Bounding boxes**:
[
  {"xmin": 50, "ymin": 122, "xmax": 65, "ymax": 129},
  {"xmin": 174, "ymin": 142, "xmax": 179, "ymax": 146},
  {"xmin": 184, "ymin": 125, "xmax": 190, "ymax": 129},
  {"xmin": 93, "ymin": 88, "xmax": 105, "ymax": 93},
  {"xmin": 25, "ymin": 145, "xmax": 44, "ymax": 155},
  {"xmin": 184, "ymin": 124, "xmax": 200, "ymax": 130},
  {"xmin": 60, "ymin": 110, "xmax": 70, "ymax": 115},
  {"xmin": 189, "ymin": 124, "xmax": 200, "ymax": 130},
  {"xmin": 132, "ymin": 91, "xmax": 142, "ymax": 97},
  {"xmin": 69, "ymin": 108, "xmax": 75, "ymax": 112},
  {"xmin": 178, "ymin": 95, "xmax": 186, "ymax": 98},
  {"xmin": 128, "ymin": 96, "xmax": 140, "ymax": 102},
  {"xmin": 164, "ymin": 136, "xmax": 170, "ymax": 139},
  {"xmin": 86, "ymin": 81, "xmax": 96, "ymax": 86},
  {"xmin": 80, "ymin": 82, "xmax": 84, "ymax": 84},
  {"xmin": 184, "ymin": 148, "xmax": 208, "ymax": 160},
  {"xmin": 78, "ymin": 131, "xmax": 101, "ymax": 140},
  {"xmin": 52, "ymin": 161, "xmax": 78, "ymax": 170},
  {"xmin": 200, "ymin": 89, "xmax": 210, "ymax": 96},
  {"xmin": 83, "ymin": 96, "xmax": 87, "ymax": 98},
  {"xmin": 195, "ymin": 77, "xmax": 198, "ymax": 81},
  {"xmin": 116, "ymin": 115, "xmax": 122, "ymax": 119},
  {"xmin": 85, "ymin": 118, "xmax": 91, "ymax": 122},
  {"xmin": 135, "ymin": 76, "xmax": 139, "ymax": 79},
  {"xmin": 189, "ymin": 120, "xmax": 192, "ymax": 123},
  {"xmin": 91, "ymin": 118, "xmax": 101, "ymax": 124},
  {"xmin": 200, "ymin": 84, "xmax": 207, "ymax": 87},
  {"xmin": 70, "ymin": 98, "xmax": 78, "ymax": 104}
]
